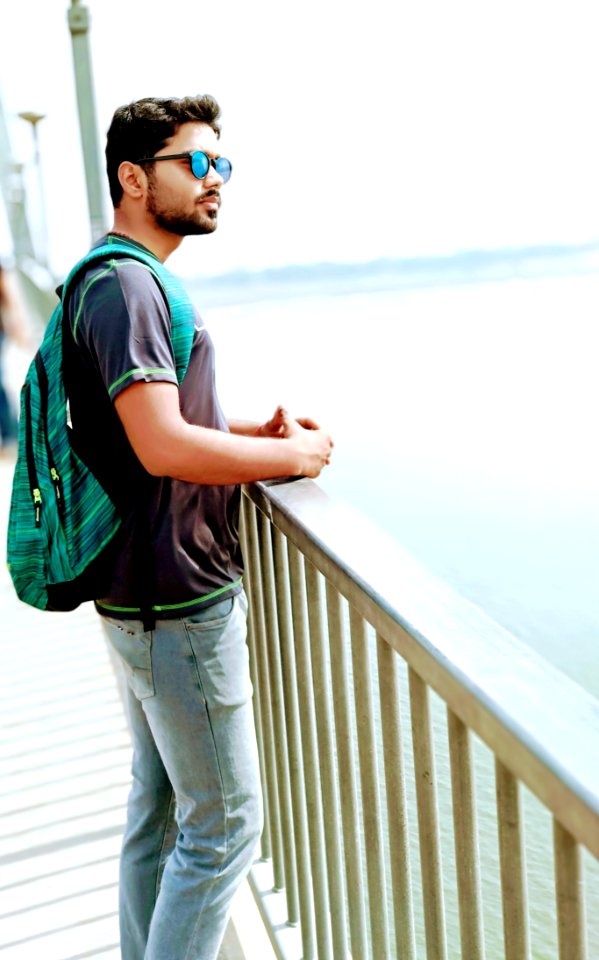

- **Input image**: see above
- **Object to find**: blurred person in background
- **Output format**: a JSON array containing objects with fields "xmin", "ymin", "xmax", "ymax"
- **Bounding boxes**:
[{"xmin": 0, "ymin": 262, "xmax": 30, "ymax": 455}]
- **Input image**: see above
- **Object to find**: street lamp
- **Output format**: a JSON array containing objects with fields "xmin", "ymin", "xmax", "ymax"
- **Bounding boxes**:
[
  {"xmin": 68, "ymin": 0, "xmax": 106, "ymax": 243},
  {"xmin": 17, "ymin": 111, "xmax": 49, "ymax": 268}
]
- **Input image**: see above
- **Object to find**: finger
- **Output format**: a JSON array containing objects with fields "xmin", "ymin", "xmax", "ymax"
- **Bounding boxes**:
[{"xmin": 297, "ymin": 416, "xmax": 320, "ymax": 430}]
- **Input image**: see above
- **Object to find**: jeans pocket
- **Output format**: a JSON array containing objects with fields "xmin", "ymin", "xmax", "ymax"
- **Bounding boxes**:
[
  {"xmin": 102, "ymin": 617, "xmax": 155, "ymax": 700},
  {"xmin": 183, "ymin": 595, "xmax": 251, "ymax": 708},
  {"xmin": 183, "ymin": 596, "xmax": 235, "ymax": 628}
]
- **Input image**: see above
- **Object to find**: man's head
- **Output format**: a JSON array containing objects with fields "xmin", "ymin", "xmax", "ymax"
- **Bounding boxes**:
[{"xmin": 106, "ymin": 95, "xmax": 222, "ymax": 209}]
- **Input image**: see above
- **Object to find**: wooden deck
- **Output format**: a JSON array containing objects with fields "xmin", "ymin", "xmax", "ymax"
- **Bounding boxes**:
[{"xmin": 0, "ymin": 459, "xmax": 271, "ymax": 960}]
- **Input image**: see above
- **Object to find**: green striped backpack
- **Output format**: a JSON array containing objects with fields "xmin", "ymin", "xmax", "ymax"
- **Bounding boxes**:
[{"xmin": 6, "ymin": 240, "xmax": 195, "ymax": 612}]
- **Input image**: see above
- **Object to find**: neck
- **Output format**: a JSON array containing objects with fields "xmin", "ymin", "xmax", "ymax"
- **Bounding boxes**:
[
  {"xmin": 110, "ymin": 214, "xmax": 183, "ymax": 263},
  {"xmin": 109, "ymin": 230, "xmax": 137, "ymax": 244}
]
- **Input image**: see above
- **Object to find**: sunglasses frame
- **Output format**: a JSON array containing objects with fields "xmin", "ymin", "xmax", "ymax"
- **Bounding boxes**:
[{"xmin": 134, "ymin": 151, "xmax": 232, "ymax": 183}]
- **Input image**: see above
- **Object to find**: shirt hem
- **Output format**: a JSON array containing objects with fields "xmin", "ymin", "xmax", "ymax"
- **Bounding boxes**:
[{"xmin": 95, "ymin": 578, "xmax": 243, "ymax": 620}]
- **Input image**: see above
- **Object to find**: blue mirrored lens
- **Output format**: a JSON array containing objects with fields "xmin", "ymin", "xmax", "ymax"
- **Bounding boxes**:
[
  {"xmin": 190, "ymin": 152, "xmax": 210, "ymax": 179},
  {"xmin": 214, "ymin": 158, "xmax": 232, "ymax": 183},
  {"xmin": 189, "ymin": 152, "xmax": 232, "ymax": 182}
]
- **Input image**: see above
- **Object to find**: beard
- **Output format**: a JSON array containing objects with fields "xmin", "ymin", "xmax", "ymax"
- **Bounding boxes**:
[{"xmin": 146, "ymin": 183, "xmax": 219, "ymax": 236}]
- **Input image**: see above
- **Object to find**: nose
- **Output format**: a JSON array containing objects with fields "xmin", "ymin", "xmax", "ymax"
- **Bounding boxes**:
[{"xmin": 203, "ymin": 159, "xmax": 224, "ymax": 188}]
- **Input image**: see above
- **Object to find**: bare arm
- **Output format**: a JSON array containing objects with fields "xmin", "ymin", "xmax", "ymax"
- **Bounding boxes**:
[
  {"xmin": 115, "ymin": 383, "xmax": 333, "ymax": 483},
  {"xmin": 227, "ymin": 418, "xmax": 263, "ymax": 437}
]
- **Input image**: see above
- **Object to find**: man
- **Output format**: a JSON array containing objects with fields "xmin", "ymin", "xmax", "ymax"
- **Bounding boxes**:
[{"xmin": 67, "ymin": 95, "xmax": 333, "ymax": 960}]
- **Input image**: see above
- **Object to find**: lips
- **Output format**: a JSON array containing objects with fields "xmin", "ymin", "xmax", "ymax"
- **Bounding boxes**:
[{"xmin": 199, "ymin": 192, "xmax": 221, "ymax": 208}]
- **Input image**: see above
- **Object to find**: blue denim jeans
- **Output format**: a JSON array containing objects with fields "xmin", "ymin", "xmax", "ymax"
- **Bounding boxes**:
[{"xmin": 101, "ymin": 592, "xmax": 262, "ymax": 960}]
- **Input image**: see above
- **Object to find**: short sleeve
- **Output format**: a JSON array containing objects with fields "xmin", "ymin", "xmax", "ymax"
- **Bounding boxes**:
[{"xmin": 72, "ymin": 259, "xmax": 178, "ymax": 402}]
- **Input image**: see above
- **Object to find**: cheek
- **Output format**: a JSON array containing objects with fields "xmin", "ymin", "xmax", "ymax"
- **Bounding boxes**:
[
  {"xmin": 148, "ymin": 171, "xmax": 184, "ymax": 202},
  {"xmin": 167, "ymin": 180, "xmax": 198, "ymax": 208}
]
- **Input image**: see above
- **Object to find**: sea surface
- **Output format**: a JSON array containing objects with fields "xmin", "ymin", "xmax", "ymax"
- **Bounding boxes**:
[
  {"xmin": 199, "ymin": 264, "xmax": 599, "ymax": 958},
  {"xmin": 200, "ymin": 265, "xmax": 599, "ymax": 697}
]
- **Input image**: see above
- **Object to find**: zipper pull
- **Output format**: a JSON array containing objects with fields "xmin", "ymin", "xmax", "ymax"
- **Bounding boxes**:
[
  {"xmin": 50, "ymin": 467, "xmax": 65, "ymax": 516},
  {"xmin": 32, "ymin": 488, "xmax": 42, "ymax": 527},
  {"xmin": 50, "ymin": 467, "xmax": 62, "ymax": 501}
]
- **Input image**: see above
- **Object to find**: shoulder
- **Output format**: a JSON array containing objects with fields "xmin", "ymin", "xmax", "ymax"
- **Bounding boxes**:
[
  {"xmin": 71, "ymin": 256, "xmax": 167, "ymax": 323},
  {"xmin": 74, "ymin": 255, "xmax": 165, "ymax": 303},
  {"xmin": 68, "ymin": 257, "xmax": 172, "ymax": 351}
]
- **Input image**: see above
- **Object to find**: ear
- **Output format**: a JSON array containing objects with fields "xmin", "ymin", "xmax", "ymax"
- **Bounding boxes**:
[{"xmin": 118, "ymin": 161, "xmax": 147, "ymax": 200}]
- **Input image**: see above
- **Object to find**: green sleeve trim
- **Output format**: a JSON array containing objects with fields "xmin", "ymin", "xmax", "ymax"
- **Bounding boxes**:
[
  {"xmin": 72, "ymin": 264, "xmax": 115, "ymax": 341},
  {"xmin": 108, "ymin": 367, "xmax": 177, "ymax": 397},
  {"xmin": 96, "ymin": 578, "xmax": 243, "ymax": 614}
]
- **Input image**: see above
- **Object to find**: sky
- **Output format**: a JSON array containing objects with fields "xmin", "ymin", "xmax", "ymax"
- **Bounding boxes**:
[{"xmin": 1, "ymin": 0, "xmax": 599, "ymax": 279}]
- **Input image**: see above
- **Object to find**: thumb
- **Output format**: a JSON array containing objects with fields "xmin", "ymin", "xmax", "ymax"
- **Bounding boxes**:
[{"xmin": 273, "ymin": 405, "xmax": 292, "ymax": 429}]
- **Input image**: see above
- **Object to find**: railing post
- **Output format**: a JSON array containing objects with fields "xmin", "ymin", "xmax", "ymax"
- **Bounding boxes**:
[
  {"xmin": 409, "ymin": 668, "xmax": 448, "ymax": 960},
  {"xmin": 377, "ymin": 633, "xmax": 417, "ymax": 960},
  {"xmin": 326, "ymin": 582, "xmax": 369, "ymax": 959},
  {"xmin": 305, "ymin": 560, "xmax": 351, "ymax": 959},
  {"xmin": 242, "ymin": 499, "xmax": 282, "ymax": 877},
  {"xmin": 288, "ymin": 543, "xmax": 333, "ymax": 960},
  {"xmin": 447, "ymin": 709, "xmax": 485, "ymax": 959},
  {"xmin": 271, "ymin": 527, "xmax": 315, "ymax": 958},
  {"xmin": 495, "ymin": 758, "xmax": 530, "ymax": 960},
  {"xmin": 554, "ymin": 819, "xmax": 587, "ymax": 960},
  {"xmin": 349, "ymin": 607, "xmax": 391, "ymax": 958},
  {"xmin": 239, "ymin": 497, "xmax": 271, "ymax": 861}
]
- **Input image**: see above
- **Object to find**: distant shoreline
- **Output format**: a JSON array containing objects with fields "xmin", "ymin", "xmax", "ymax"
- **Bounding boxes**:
[{"xmin": 187, "ymin": 241, "xmax": 599, "ymax": 307}]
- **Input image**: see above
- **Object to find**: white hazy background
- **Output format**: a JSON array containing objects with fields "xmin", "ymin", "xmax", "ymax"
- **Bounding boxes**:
[
  {"xmin": 1, "ymin": 0, "xmax": 599, "ymax": 277},
  {"xmin": 2, "ymin": 9, "xmax": 599, "ymax": 955},
  {"xmin": 1, "ymin": 0, "xmax": 599, "ymax": 698}
]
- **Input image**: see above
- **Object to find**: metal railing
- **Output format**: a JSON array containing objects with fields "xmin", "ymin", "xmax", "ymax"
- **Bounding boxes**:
[{"xmin": 240, "ymin": 479, "xmax": 599, "ymax": 960}]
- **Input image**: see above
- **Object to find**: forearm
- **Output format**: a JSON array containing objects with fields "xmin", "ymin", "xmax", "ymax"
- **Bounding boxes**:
[
  {"xmin": 140, "ymin": 420, "xmax": 304, "ymax": 484},
  {"xmin": 115, "ymin": 384, "xmax": 332, "ymax": 483},
  {"xmin": 227, "ymin": 418, "xmax": 261, "ymax": 437}
]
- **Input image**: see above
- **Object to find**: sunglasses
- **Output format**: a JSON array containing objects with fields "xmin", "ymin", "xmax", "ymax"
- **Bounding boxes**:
[{"xmin": 135, "ymin": 151, "xmax": 232, "ymax": 183}]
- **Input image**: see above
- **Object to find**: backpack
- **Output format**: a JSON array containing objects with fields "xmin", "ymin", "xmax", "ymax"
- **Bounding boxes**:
[{"xmin": 6, "ymin": 240, "xmax": 196, "ymax": 613}]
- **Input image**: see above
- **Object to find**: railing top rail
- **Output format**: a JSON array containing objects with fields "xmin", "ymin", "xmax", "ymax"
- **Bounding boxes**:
[{"xmin": 243, "ymin": 479, "xmax": 599, "ymax": 857}]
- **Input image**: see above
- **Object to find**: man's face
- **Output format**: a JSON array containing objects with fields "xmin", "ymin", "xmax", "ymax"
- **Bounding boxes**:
[{"xmin": 144, "ymin": 122, "xmax": 225, "ymax": 236}]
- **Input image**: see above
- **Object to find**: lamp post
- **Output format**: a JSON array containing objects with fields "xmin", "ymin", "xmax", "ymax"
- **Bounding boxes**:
[
  {"xmin": 67, "ymin": 0, "xmax": 106, "ymax": 243},
  {"xmin": 17, "ymin": 111, "xmax": 48, "ymax": 267}
]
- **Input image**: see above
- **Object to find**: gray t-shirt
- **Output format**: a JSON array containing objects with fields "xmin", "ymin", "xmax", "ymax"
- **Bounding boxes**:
[{"xmin": 66, "ymin": 237, "xmax": 243, "ymax": 619}]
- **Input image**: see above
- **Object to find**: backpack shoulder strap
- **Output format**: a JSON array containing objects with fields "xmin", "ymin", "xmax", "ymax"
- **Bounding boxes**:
[{"xmin": 61, "ymin": 240, "xmax": 195, "ymax": 384}]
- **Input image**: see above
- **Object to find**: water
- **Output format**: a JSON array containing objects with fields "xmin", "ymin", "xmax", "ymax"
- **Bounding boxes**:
[
  {"xmin": 202, "ymin": 267, "xmax": 599, "ymax": 956},
  {"xmin": 202, "ymin": 268, "xmax": 599, "ymax": 698}
]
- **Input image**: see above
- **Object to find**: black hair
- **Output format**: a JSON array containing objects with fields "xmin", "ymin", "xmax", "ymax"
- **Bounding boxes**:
[{"xmin": 105, "ymin": 95, "xmax": 222, "ymax": 207}]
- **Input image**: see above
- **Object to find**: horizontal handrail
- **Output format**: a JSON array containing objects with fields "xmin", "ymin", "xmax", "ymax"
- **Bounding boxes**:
[{"xmin": 243, "ymin": 477, "xmax": 599, "ymax": 860}]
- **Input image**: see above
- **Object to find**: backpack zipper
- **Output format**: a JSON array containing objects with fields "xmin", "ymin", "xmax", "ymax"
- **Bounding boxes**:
[
  {"xmin": 34, "ymin": 354, "xmax": 65, "ymax": 518},
  {"xmin": 50, "ymin": 467, "xmax": 63, "ymax": 507},
  {"xmin": 23, "ymin": 382, "xmax": 42, "ymax": 528}
]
